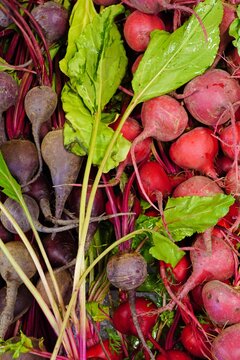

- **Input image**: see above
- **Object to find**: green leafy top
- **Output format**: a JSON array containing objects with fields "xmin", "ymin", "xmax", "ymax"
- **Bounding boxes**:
[
  {"xmin": 67, "ymin": 4, "xmax": 127, "ymax": 114},
  {"xmin": 132, "ymin": 0, "xmax": 223, "ymax": 103},
  {"xmin": 136, "ymin": 194, "xmax": 234, "ymax": 267},
  {"xmin": 59, "ymin": 0, "xmax": 97, "ymax": 76},
  {"xmin": 229, "ymin": 5, "xmax": 240, "ymax": 54},
  {"xmin": 0, "ymin": 332, "xmax": 42, "ymax": 359},
  {"xmin": 0, "ymin": 151, "xmax": 22, "ymax": 203}
]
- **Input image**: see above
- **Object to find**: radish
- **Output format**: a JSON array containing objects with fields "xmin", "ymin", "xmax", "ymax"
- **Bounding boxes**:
[
  {"xmin": 137, "ymin": 161, "xmax": 172, "ymax": 202},
  {"xmin": 183, "ymin": 69, "xmax": 240, "ymax": 127},
  {"xmin": 0, "ymin": 195, "xmax": 79, "ymax": 234},
  {"xmin": 87, "ymin": 339, "xmax": 124, "ymax": 359},
  {"xmin": 156, "ymin": 350, "xmax": 193, "ymax": 360},
  {"xmin": 164, "ymin": 254, "xmax": 191, "ymax": 284},
  {"xmin": 224, "ymin": 165, "xmax": 240, "ymax": 197},
  {"xmin": 41, "ymin": 129, "xmax": 83, "ymax": 219},
  {"xmin": 177, "ymin": 233, "xmax": 235, "ymax": 300},
  {"xmin": 202, "ymin": 280, "xmax": 240, "ymax": 326},
  {"xmin": 24, "ymin": 86, "xmax": 58, "ymax": 185},
  {"xmin": 0, "ymin": 139, "xmax": 39, "ymax": 187},
  {"xmin": 107, "ymin": 252, "xmax": 156, "ymax": 359},
  {"xmin": 31, "ymin": 1, "xmax": 69, "ymax": 45},
  {"xmin": 140, "ymin": 95, "xmax": 188, "ymax": 142},
  {"xmin": 211, "ymin": 323, "xmax": 240, "ymax": 360},
  {"xmin": 169, "ymin": 127, "xmax": 219, "ymax": 178},
  {"xmin": 180, "ymin": 323, "xmax": 212, "ymax": 359},
  {"xmin": 172, "ymin": 175, "xmax": 223, "ymax": 197},
  {"xmin": 0, "ymin": 241, "xmax": 37, "ymax": 338},
  {"xmin": 112, "ymin": 297, "xmax": 158, "ymax": 339},
  {"xmin": 219, "ymin": 121, "xmax": 240, "ymax": 161},
  {"xmin": 123, "ymin": 10, "xmax": 165, "ymax": 52}
]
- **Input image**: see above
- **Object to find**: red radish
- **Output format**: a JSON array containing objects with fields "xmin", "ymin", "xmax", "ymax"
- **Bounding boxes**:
[
  {"xmin": 0, "ymin": 139, "xmax": 39, "ymax": 187},
  {"xmin": 87, "ymin": 339, "xmax": 124, "ymax": 359},
  {"xmin": 31, "ymin": 1, "xmax": 69, "ymax": 45},
  {"xmin": 217, "ymin": 201, "xmax": 239, "ymax": 229},
  {"xmin": 224, "ymin": 165, "xmax": 240, "ymax": 197},
  {"xmin": 110, "ymin": 116, "xmax": 142, "ymax": 141},
  {"xmin": 164, "ymin": 254, "xmax": 191, "ymax": 284},
  {"xmin": 177, "ymin": 233, "xmax": 235, "ymax": 300},
  {"xmin": 131, "ymin": 54, "xmax": 144, "ymax": 74},
  {"xmin": 219, "ymin": 121, "xmax": 240, "ymax": 161},
  {"xmin": 137, "ymin": 161, "xmax": 172, "ymax": 202},
  {"xmin": 123, "ymin": 10, "xmax": 165, "ymax": 52},
  {"xmin": 215, "ymin": 155, "xmax": 233, "ymax": 175},
  {"xmin": 211, "ymin": 323, "xmax": 240, "ymax": 360},
  {"xmin": 41, "ymin": 129, "xmax": 83, "ymax": 219},
  {"xmin": 169, "ymin": 127, "xmax": 219, "ymax": 178},
  {"xmin": 112, "ymin": 297, "xmax": 158, "ymax": 338},
  {"xmin": 202, "ymin": 280, "xmax": 240, "ymax": 326},
  {"xmin": 24, "ymin": 86, "xmax": 58, "ymax": 185},
  {"xmin": 183, "ymin": 69, "xmax": 240, "ymax": 127},
  {"xmin": 181, "ymin": 323, "xmax": 212, "ymax": 359},
  {"xmin": 0, "ymin": 241, "xmax": 37, "ymax": 338},
  {"xmin": 156, "ymin": 350, "xmax": 192, "ymax": 360},
  {"xmin": 140, "ymin": 95, "xmax": 188, "ymax": 142},
  {"xmin": 168, "ymin": 172, "xmax": 192, "ymax": 190},
  {"xmin": 172, "ymin": 175, "xmax": 223, "ymax": 197}
]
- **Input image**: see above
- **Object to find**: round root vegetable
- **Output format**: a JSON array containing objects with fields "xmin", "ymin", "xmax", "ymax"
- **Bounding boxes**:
[
  {"xmin": 31, "ymin": 1, "xmax": 69, "ymax": 44},
  {"xmin": 123, "ymin": 10, "xmax": 165, "ymax": 52},
  {"xmin": 172, "ymin": 175, "xmax": 223, "ymax": 197},
  {"xmin": 0, "ymin": 241, "xmax": 36, "ymax": 339},
  {"xmin": 177, "ymin": 233, "xmax": 235, "ymax": 300},
  {"xmin": 164, "ymin": 254, "xmax": 191, "ymax": 284},
  {"xmin": 224, "ymin": 165, "xmax": 240, "ymax": 197},
  {"xmin": 140, "ymin": 95, "xmax": 188, "ymax": 142},
  {"xmin": 220, "ymin": 121, "xmax": 240, "ymax": 161},
  {"xmin": 36, "ymin": 269, "xmax": 72, "ymax": 308},
  {"xmin": 24, "ymin": 86, "xmax": 58, "ymax": 185},
  {"xmin": 87, "ymin": 338, "xmax": 124, "ymax": 360},
  {"xmin": 122, "ymin": 0, "xmax": 162, "ymax": 14},
  {"xmin": 0, "ymin": 72, "xmax": 19, "ymax": 144},
  {"xmin": 183, "ymin": 69, "xmax": 240, "ymax": 127},
  {"xmin": 0, "ymin": 195, "xmax": 79, "ymax": 234},
  {"xmin": 211, "ymin": 323, "xmax": 240, "ymax": 360},
  {"xmin": 137, "ymin": 161, "xmax": 172, "ymax": 202},
  {"xmin": 112, "ymin": 297, "xmax": 158, "ymax": 341},
  {"xmin": 42, "ymin": 231, "xmax": 77, "ymax": 268},
  {"xmin": 156, "ymin": 350, "xmax": 192, "ymax": 360},
  {"xmin": 202, "ymin": 280, "xmax": 240, "ymax": 326},
  {"xmin": 0, "ymin": 140, "xmax": 39, "ymax": 187},
  {"xmin": 107, "ymin": 253, "xmax": 155, "ymax": 359},
  {"xmin": 107, "ymin": 252, "xmax": 147, "ymax": 291},
  {"xmin": 0, "ymin": 284, "xmax": 33, "ymax": 325},
  {"xmin": 0, "ymin": 336, "xmax": 47, "ymax": 359},
  {"xmin": 180, "ymin": 323, "xmax": 211, "ymax": 359},
  {"xmin": 169, "ymin": 127, "xmax": 219, "ymax": 178},
  {"xmin": 41, "ymin": 129, "xmax": 83, "ymax": 220}
]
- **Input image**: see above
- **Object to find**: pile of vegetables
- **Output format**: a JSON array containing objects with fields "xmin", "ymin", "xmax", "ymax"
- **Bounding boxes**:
[{"xmin": 1, "ymin": 0, "xmax": 240, "ymax": 359}]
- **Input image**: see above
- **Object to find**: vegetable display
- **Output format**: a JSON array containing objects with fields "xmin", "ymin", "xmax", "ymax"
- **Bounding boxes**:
[{"xmin": 0, "ymin": 0, "xmax": 240, "ymax": 359}]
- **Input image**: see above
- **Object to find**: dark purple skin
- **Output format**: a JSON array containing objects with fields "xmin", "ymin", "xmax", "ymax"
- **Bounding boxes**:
[
  {"xmin": 0, "ymin": 72, "xmax": 18, "ymax": 113},
  {"xmin": 31, "ymin": 1, "xmax": 69, "ymax": 44},
  {"xmin": 0, "ymin": 139, "xmax": 39, "ymax": 186},
  {"xmin": 0, "ymin": 9, "xmax": 12, "ymax": 28},
  {"xmin": 42, "ymin": 231, "xmax": 77, "ymax": 267}
]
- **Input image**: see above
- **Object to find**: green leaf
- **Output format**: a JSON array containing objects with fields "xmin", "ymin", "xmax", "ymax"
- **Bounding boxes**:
[
  {"xmin": 67, "ymin": 4, "xmax": 128, "ymax": 114},
  {"xmin": 132, "ymin": 0, "xmax": 223, "ymax": 103},
  {"xmin": 0, "ymin": 332, "xmax": 33, "ymax": 358},
  {"xmin": 149, "ymin": 232, "xmax": 185, "ymax": 267},
  {"xmin": 62, "ymin": 85, "xmax": 130, "ymax": 172},
  {"xmin": 158, "ymin": 194, "xmax": 235, "ymax": 241},
  {"xmin": 229, "ymin": 5, "xmax": 240, "ymax": 53},
  {"xmin": 0, "ymin": 151, "xmax": 22, "ymax": 203},
  {"xmin": 59, "ymin": 0, "xmax": 97, "ymax": 76},
  {"xmin": 86, "ymin": 301, "xmax": 109, "ymax": 322}
]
